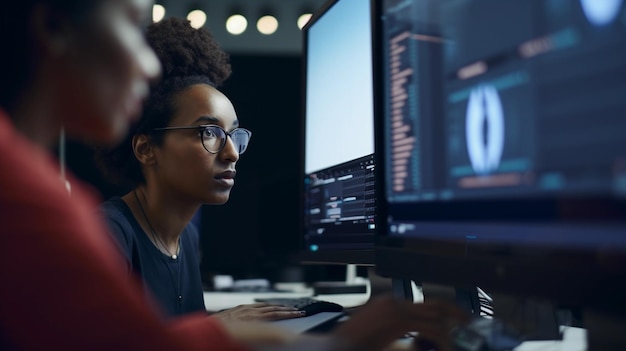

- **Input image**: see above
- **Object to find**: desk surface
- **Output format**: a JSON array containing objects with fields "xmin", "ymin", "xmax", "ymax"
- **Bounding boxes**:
[
  {"xmin": 203, "ymin": 283, "xmax": 371, "ymax": 312},
  {"xmin": 202, "ymin": 284, "xmax": 586, "ymax": 350},
  {"xmin": 203, "ymin": 288, "xmax": 365, "ymax": 334}
]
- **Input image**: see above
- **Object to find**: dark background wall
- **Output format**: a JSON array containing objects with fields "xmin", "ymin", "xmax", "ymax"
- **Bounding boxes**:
[{"xmin": 200, "ymin": 54, "xmax": 303, "ymax": 280}]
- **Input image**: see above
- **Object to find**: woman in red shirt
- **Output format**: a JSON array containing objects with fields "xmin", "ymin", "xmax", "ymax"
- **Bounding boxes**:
[{"xmin": 0, "ymin": 0, "xmax": 467, "ymax": 350}]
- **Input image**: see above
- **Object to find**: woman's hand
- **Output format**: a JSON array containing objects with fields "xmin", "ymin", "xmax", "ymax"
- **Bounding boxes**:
[
  {"xmin": 332, "ymin": 295, "xmax": 470, "ymax": 351},
  {"xmin": 211, "ymin": 303, "xmax": 306, "ymax": 322},
  {"xmin": 214, "ymin": 295, "xmax": 469, "ymax": 351}
]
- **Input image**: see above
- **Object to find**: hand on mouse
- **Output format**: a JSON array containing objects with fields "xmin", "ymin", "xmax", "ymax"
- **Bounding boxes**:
[{"xmin": 210, "ymin": 303, "xmax": 306, "ymax": 322}]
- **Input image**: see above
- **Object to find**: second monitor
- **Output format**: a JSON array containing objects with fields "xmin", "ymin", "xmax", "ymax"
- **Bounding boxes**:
[{"xmin": 298, "ymin": 0, "xmax": 377, "ymax": 267}]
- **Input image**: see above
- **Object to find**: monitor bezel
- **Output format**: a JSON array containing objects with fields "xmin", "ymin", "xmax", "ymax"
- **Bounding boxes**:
[{"xmin": 296, "ymin": 0, "xmax": 378, "ymax": 266}]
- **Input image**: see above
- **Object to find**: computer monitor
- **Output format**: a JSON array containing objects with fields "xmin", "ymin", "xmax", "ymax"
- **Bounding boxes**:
[
  {"xmin": 297, "ymin": 0, "xmax": 378, "ymax": 267},
  {"xmin": 373, "ymin": 0, "xmax": 626, "ymax": 314}
]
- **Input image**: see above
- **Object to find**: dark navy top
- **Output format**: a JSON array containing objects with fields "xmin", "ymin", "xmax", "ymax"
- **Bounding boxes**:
[{"xmin": 100, "ymin": 197, "xmax": 205, "ymax": 317}]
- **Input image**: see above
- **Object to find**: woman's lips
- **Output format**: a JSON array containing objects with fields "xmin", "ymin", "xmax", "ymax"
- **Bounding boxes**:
[
  {"xmin": 214, "ymin": 170, "xmax": 236, "ymax": 187},
  {"xmin": 215, "ymin": 178, "xmax": 234, "ymax": 187}
]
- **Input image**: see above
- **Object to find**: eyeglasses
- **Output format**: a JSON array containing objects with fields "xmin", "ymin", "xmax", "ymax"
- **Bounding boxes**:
[{"xmin": 152, "ymin": 124, "xmax": 252, "ymax": 154}]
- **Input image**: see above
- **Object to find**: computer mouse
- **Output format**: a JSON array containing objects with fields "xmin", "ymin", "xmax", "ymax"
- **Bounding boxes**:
[{"xmin": 299, "ymin": 300, "xmax": 344, "ymax": 316}]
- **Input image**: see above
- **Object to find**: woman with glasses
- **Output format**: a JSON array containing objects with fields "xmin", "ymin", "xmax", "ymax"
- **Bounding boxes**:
[{"xmin": 95, "ymin": 17, "xmax": 303, "ymax": 321}]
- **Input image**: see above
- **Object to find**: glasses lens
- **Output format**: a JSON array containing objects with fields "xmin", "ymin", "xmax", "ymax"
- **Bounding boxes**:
[
  {"xmin": 201, "ymin": 126, "xmax": 251, "ymax": 154},
  {"xmin": 230, "ymin": 129, "xmax": 251, "ymax": 154},
  {"xmin": 201, "ymin": 126, "xmax": 226, "ymax": 153}
]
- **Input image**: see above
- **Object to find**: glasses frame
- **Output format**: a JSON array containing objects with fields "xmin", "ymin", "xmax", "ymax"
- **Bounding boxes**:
[{"xmin": 151, "ymin": 124, "xmax": 252, "ymax": 154}]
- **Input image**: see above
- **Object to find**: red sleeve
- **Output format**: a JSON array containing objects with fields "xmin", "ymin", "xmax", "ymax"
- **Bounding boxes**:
[{"xmin": 0, "ymin": 113, "xmax": 251, "ymax": 351}]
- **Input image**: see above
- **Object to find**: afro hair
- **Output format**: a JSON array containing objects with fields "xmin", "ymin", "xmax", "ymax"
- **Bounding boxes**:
[{"xmin": 147, "ymin": 16, "xmax": 231, "ymax": 85}]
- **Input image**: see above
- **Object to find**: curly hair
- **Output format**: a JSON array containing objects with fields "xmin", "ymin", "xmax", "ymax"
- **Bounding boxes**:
[
  {"xmin": 149, "ymin": 16, "xmax": 231, "ymax": 86},
  {"xmin": 95, "ymin": 17, "xmax": 232, "ymax": 191}
]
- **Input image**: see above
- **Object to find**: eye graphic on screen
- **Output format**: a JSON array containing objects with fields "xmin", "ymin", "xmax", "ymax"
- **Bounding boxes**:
[
  {"xmin": 580, "ymin": 0, "xmax": 623, "ymax": 26},
  {"xmin": 465, "ymin": 84, "xmax": 505, "ymax": 175}
]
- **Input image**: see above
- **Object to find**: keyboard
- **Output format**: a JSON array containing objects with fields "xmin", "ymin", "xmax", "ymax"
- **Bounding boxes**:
[{"xmin": 255, "ymin": 297, "xmax": 344, "ymax": 316}]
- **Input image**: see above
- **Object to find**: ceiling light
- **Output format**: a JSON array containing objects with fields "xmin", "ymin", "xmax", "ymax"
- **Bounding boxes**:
[
  {"xmin": 152, "ymin": 4, "xmax": 166, "ymax": 23},
  {"xmin": 187, "ymin": 9, "xmax": 207, "ymax": 29},
  {"xmin": 226, "ymin": 14, "xmax": 248, "ymax": 35},
  {"xmin": 257, "ymin": 15, "xmax": 278, "ymax": 35},
  {"xmin": 297, "ymin": 13, "xmax": 312, "ymax": 30}
]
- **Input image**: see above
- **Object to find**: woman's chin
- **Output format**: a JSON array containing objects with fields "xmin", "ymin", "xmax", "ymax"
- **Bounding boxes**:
[{"xmin": 205, "ymin": 194, "xmax": 231, "ymax": 205}]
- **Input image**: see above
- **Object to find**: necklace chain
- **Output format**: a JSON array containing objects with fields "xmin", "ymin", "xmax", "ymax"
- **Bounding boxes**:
[{"xmin": 133, "ymin": 189, "xmax": 180, "ymax": 259}]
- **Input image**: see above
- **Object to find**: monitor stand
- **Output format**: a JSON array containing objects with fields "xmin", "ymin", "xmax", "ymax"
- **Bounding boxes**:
[
  {"xmin": 369, "ymin": 266, "xmax": 397, "ymax": 297},
  {"xmin": 332, "ymin": 266, "xmax": 395, "ymax": 314},
  {"xmin": 312, "ymin": 264, "xmax": 369, "ymax": 295}
]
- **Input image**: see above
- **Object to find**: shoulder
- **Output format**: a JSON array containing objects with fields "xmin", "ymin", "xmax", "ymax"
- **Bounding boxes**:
[
  {"xmin": 99, "ymin": 197, "xmax": 139, "ymax": 246},
  {"xmin": 0, "ymin": 113, "xmax": 73, "ymax": 208},
  {"xmin": 0, "ymin": 111, "xmax": 127, "ymax": 275},
  {"xmin": 100, "ymin": 197, "xmax": 131, "ymax": 222},
  {"xmin": 182, "ymin": 220, "xmax": 200, "ymax": 246},
  {"xmin": 0, "ymin": 112, "xmax": 99, "ymax": 234}
]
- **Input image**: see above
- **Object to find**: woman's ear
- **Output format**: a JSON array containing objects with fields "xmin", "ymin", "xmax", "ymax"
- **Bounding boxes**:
[
  {"xmin": 31, "ymin": 3, "xmax": 72, "ymax": 57},
  {"xmin": 132, "ymin": 134, "xmax": 155, "ymax": 165}
]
